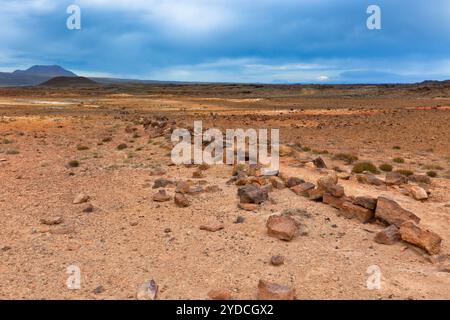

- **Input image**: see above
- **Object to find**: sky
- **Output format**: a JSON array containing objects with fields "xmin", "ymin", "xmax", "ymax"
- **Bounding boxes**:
[{"xmin": 0, "ymin": 0, "xmax": 449, "ymax": 83}]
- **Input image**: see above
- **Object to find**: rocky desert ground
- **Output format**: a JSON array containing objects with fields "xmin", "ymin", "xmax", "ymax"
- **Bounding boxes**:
[{"xmin": 1, "ymin": 82, "xmax": 450, "ymax": 300}]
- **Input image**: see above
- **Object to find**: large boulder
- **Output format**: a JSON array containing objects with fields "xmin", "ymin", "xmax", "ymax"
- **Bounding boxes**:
[
  {"xmin": 399, "ymin": 221, "xmax": 442, "ymax": 255},
  {"xmin": 375, "ymin": 196, "xmax": 420, "ymax": 227}
]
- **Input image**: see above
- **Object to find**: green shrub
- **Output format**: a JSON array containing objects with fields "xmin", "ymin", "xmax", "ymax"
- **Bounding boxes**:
[
  {"xmin": 333, "ymin": 153, "xmax": 359, "ymax": 164},
  {"xmin": 68, "ymin": 160, "xmax": 80, "ymax": 168},
  {"xmin": 117, "ymin": 143, "xmax": 128, "ymax": 150},
  {"xmin": 379, "ymin": 163, "xmax": 393, "ymax": 172},
  {"xmin": 5, "ymin": 149, "xmax": 19, "ymax": 155},
  {"xmin": 423, "ymin": 164, "xmax": 444, "ymax": 171},
  {"xmin": 395, "ymin": 169, "xmax": 414, "ymax": 177},
  {"xmin": 393, "ymin": 157, "xmax": 405, "ymax": 164},
  {"xmin": 426, "ymin": 170, "xmax": 438, "ymax": 178},
  {"xmin": 77, "ymin": 145, "xmax": 89, "ymax": 151},
  {"xmin": 352, "ymin": 161, "xmax": 379, "ymax": 174}
]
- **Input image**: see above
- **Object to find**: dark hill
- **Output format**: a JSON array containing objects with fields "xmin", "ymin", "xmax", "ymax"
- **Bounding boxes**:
[{"xmin": 39, "ymin": 76, "xmax": 98, "ymax": 87}]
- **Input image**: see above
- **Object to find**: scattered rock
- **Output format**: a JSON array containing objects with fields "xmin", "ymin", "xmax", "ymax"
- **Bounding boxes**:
[
  {"xmin": 40, "ymin": 216, "xmax": 63, "ymax": 226},
  {"xmin": 270, "ymin": 255, "xmax": 285, "ymax": 266},
  {"xmin": 279, "ymin": 145, "xmax": 294, "ymax": 157},
  {"xmin": 207, "ymin": 289, "xmax": 232, "ymax": 300},
  {"xmin": 50, "ymin": 224, "xmax": 75, "ymax": 235},
  {"xmin": 313, "ymin": 157, "xmax": 327, "ymax": 169},
  {"xmin": 408, "ymin": 174, "xmax": 431, "ymax": 184},
  {"xmin": 261, "ymin": 168, "xmax": 279, "ymax": 176},
  {"xmin": 257, "ymin": 280, "xmax": 296, "ymax": 300},
  {"xmin": 290, "ymin": 182, "xmax": 315, "ymax": 196},
  {"xmin": 200, "ymin": 221, "xmax": 224, "ymax": 232},
  {"xmin": 407, "ymin": 185, "xmax": 429, "ymax": 201},
  {"xmin": 136, "ymin": 279, "xmax": 158, "ymax": 300},
  {"xmin": 286, "ymin": 177, "xmax": 305, "ymax": 188},
  {"xmin": 149, "ymin": 167, "xmax": 166, "ymax": 176},
  {"xmin": 94, "ymin": 286, "xmax": 105, "ymax": 294},
  {"xmin": 73, "ymin": 193, "xmax": 89, "ymax": 204},
  {"xmin": 192, "ymin": 170, "xmax": 204, "ymax": 178},
  {"xmin": 340, "ymin": 202, "xmax": 374, "ymax": 223},
  {"xmin": 82, "ymin": 203, "xmax": 94, "ymax": 213},
  {"xmin": 308, "ymin": 188, "xmax": 324, "ymax": 201},
  {"xmin": 386, "ymin": 172, "xmax": 407, "ymax": 186},
  {"xmin": 269, "ymin": 176, "xmax": 285, "ymax": 189},
  {"xmin": 174, "ymin": 193, "xmax": 190, "ymax": 207},
  {"xmin": 205, "ymin": 185, "xmax": 221, "ymax": 193},
  {"xmin": 374, "ymin": 225, "xmax": 400, "ymax": 245},
  {"xmin": 176, "ymin": 181, "xmax": 193, "ymax": 194},
  {"xmin": 366, "ymin": 175, "xmax": 385, "ymax": 186},
  {"xmin": 153, "ymin": 178, "xmax": 174, "ymax": 189},
  {"xmin": 266, "ymin": 215, "xmax": 298, "ymax": 241},
  {"xmin": 317, "ymin": 172, "xmax": 338, "ymax": 191},
  {"xmin": 238, "ymin": 203, "xmax": 258, "ymax": 211},
  {"xmin": 235, "ymin": 216, "xmax": 246, "ymax": 224},
  {"xmin": 237, "ymin": 185, "xmax": 268, "ymax": 204},
  {"xmin": 323, "ymin": 193, "xmax": 350, "ymax": 209},
  {"xmin": 328, "ymin": 184, "xmax": 345, "ymax": 197},
  {"xmin": 375, "ymin": 196, "xmax": 420, "ymax": 227},
  {"xmin": 354, "ymin": 196, "xmax": 377, "ymax": 210},
  {"xmin": 153, "ymin": 189, "xmax": 171, "ymax": 202},
  {"xmin": 399, "ymin": 221, "xmax": 442, "ymax": 255}
]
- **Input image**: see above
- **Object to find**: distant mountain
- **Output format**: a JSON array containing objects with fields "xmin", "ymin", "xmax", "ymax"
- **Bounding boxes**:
[
  {"xmin": 0, "ymin": 65, "xmax": 78, "ymax": 86},
  {"xmin": 39, "ymin": 76, "xmax": 98, "ymax": 87},
  {"xmin": 13, "ymin": 65, "xmax": 77, "ymax": 77}
]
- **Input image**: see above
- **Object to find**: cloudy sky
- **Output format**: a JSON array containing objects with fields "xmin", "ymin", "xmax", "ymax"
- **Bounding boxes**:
[{"xmin": 0, "ymin": 0, "xmax": 449, "ymax": 83}]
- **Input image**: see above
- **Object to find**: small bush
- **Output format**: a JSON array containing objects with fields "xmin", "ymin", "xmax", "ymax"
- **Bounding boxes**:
[
  {"xmin": 393, "ymin": 157, "xmax": 405, "ymax": 164},
  {"xmin": 68, "ymin": 160, "xmax": 80, "ymax": 168},
  {"xmin": 379, "ymin": 163, "xmax": 393, "ymax": 172},
  {"xmin": 302, "ymin": 146, "xmax": 311, "ymax": 152},
  {"xmin": 426, "ymin": 170, "xmax": 438, "ymax": 178},
  {"xmin": 392, "ymin": 146, "xmax": 401, "ymax": 150},
  {"xmin": 77, "ymin": 145, "xmax": 89, "ymax": 151},
  {"xmin": 102, "ymin": 136, "xmax": 112, "ymax": 143},
  {"xmin": 352, "ymin": 161, "xmax": 379, "ymax": 174},
  {"xmin": 1, "ymin": 139, "xmax": 12, "ymax": 144},
  {"xmin": 395, "ymin": 169, "xmax": 414, "ymax": 177},
  {"xmin": 117, "ymin": 143, "xmax": 128, "ymax": 150},
  {"xmin": 333, "ymin": 153, "xmax": 358, "ymax": 164},
  {"xmin": 5, "ymin": 149, "xmax": 19, "ymax": 155},
  {"xmin": 423, "ymin": 164, "xmax": 444, "ymax": 171},
  {"xmin": 313, "ymin": 149, "xmax": 329, "ymax": 155}
]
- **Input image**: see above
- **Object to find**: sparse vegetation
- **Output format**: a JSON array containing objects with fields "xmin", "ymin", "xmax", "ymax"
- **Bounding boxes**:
[
  {"xmin": 423, "ymin": 164, "xmax": 444, "ymax": 171},
  {"xmin": 395, "ymin": 169, "xmax": 414, "ymax": 177},
  {"xmin": 301, "ymin": 146, "xmax": 311, "ymax": 152},
  {"xmin": 427, "ymin": 170, "xmax": 438, "ymax": 178},
  {"xmin": 1, "ymin": 139, "xmax": 13, "ymax": 144},
  {"xmin": 5, "ymin": 149, "xmax": 20, "ymax": 155},
  {"xmin": 393, "ymin": 157, "xmax": 405, "ymax": 164},
  {"xmin": 77, "ymin": 145, "xmax": 89, "ymax": 151},
  {"xmin": 352, "ymin": 161, "xmax": 379, "ymax": 174},
  {"xmin": 117, "ymin": 143, "xmax": 128, "ymax": 150},
  {"xmin": 392, "ymin": 146, "xmax": 401, "ymax": 150},
  {"xmin": 312, "ymin": 149, "xmax": 329, "ymax": 155},
  {"xmin": 379, "ymin": 163, "xmax": 393, "ymax": 172},
  {"xmin": 102, "ymin": 136, "xmax": 112, "ymax": 143},
  {"xmin": 333, "ymin": 153, "xmax": 358, "ymax": 164},
  {"xmin": 68, "ymin": 160, "xmax": 80, "ymax": 168}
]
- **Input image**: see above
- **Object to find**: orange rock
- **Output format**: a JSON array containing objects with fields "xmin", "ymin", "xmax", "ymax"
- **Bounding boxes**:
[
  {"xmin": 399, "ymin": 221, "xmax": 442, "ymax": 255},
  {"xmin": 374, "ymin": 225, "xmax": 400, "ymax": 245},
  {"xmin": 341, "ymin": 202, "xmax": 374, "ymax": 223},
  {"xmin": 207, "ymin": 289, "xmax": 232, "ymax": 300},
  {"xmin": 200, "ymin": 221, "xmax": 224, "ymax": 232},
  {"xmin": 375, "ymin": 196, "xmax": 420, "ymax": 227},
  {"xmin": 266, "ymin": 215, "xmax": 298, "ymax": 241},
  {"xmin": 257, "ymin": 280, "xmax": 295, "ymax": 300}
]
